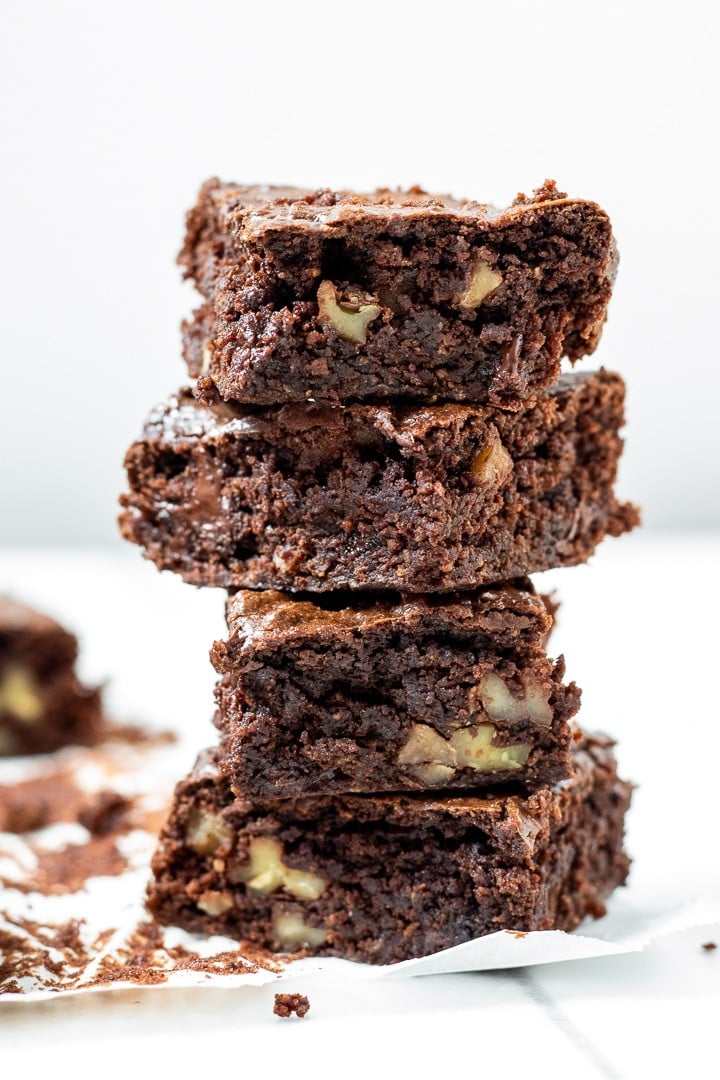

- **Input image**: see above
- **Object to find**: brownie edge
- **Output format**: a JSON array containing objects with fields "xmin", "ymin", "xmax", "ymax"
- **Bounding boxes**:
[
  {"xmin": 147, "ymin": 735, "xmax": 632, "ymax": 964},
  {"xmin": 180, "ymin": 179, "xmax": 618, "ymax": 409},
  {"xmin": 119, "ymin": 369, "xmax": 639, "ymax": 593},
  {"xmin": 212, "ymin": 583, "xmax": 580, "ymax": 797}
]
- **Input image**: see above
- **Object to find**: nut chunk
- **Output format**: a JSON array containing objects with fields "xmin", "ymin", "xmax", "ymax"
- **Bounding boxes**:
[
  {"xmin": 455, "ymin": 259, "xmax": 503, "ymax": 309},
  {"xmin": 316, "ymin": 280, "xmax": 382, "ymax": 344},
  {"xmin": 0, "ymin": 597, "xmax": 103, "ymax": 756},
  {"xmin": 229, "ymin": 836, "xmax": 327, "ymax": 899},
  {"xmin": 212, "ymin": 581, "xmax": 580, "ymax": 798},
  {"xmin": 147, "ymin": 737, "xmax": 632, "ymax": 964}
]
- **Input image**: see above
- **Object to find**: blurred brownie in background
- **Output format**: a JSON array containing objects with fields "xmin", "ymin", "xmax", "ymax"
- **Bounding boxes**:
[{"xmin": 0, "ymin": 597, "xmax": 103, "ymax": 756}]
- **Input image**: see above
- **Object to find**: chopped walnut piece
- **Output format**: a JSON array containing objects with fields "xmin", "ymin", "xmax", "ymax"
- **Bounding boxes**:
[
  {"xmin": 0, "ymin": 666, "xmax": 43, "ymax": 724},
  {"xmin": 398, "ymin": 724, "xmax": 457, "ymax": 768},
  {"xmin": 0, "ymin": 665, "xmax": 43, "ymax": 725},
  {"xmin": 230, "ymin": 836, "xmax": 327, "ymax": 900},
  {"xmin": 410, "ymin": 762, "xmax": 457, "ymax": 785},
  {"xmin": 398, "ymin": 721, "xmax": 530, "ymax": 781},
  {"xmin": 196, "ymin": 889, "xmax": 233, "ymax": 916},
  {"xmin": 184, "ymin": 808, "xmax": 233, "ymax": 855},
  {"xmin": 470, "ymin": 436, "xmax": 513, "ymax": 486},
  {"xmin": 450, "ymin": 724, "xmax": 530, "ymax": 772},
  {"xmin": 455, "ymin": 259, "xmax": 503, "ymax": 309},
  {"xmin": 473, "ymin": 672, "xmax": 553, "ymax": 727},
  {"xmin": 273, "ymin": 913, "xmax": 327, "ymax": 948},
  {"xmin": 316, "ymin": 280, "xmax": 382, "ymax": 344}
]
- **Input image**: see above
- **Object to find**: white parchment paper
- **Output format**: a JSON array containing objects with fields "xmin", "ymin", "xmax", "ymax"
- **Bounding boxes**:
[{"xmin": 2, "ymin": 736, "xmax": 718, "ymax": 1001}]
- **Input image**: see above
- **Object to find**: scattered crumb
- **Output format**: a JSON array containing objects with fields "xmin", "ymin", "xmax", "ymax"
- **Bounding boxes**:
[
  {"xmin": 702, "ymin": 942, "xmax": 717, "ymax": 952},
  {"xmin": 80, "ymin": 921, "xmax": 276, "ymax": 989},
  {"xmin": 274, "ymin": 992, "xmax": 310, "ymax": 1018},
  {"xmin": 78, "ymin": 790, "xmax": 133, "ymax": 836},
  {"xmin": 11, "ymin": 835, "xmax": 129, "ymax": 896}
]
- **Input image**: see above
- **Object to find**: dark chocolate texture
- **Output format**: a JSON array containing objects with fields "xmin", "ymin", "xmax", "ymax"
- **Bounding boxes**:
[
  {"xmin": 119, "ymin": 369, "xmax": 639, "ymax": 593},
  {"xmin": 147, "ymin": 735, "xmax": 632, "ymax": 965},
  {"xmin": 212, "ymin": 583, "xmax": 579, "ymax": 796},
  {"xmin": 180, "ymin": 179, "xmax": 617, "ymax": 409}
]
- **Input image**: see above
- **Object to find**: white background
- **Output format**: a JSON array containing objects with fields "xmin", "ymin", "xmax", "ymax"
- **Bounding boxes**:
[{"xmin": 1, "ymin": 0, "xmax": 719, "ymax": 541}]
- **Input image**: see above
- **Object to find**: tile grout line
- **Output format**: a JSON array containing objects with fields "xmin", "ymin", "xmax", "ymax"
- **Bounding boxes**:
[{"xmin": 513, "ymin": 970, "xmax": 625, "ymax": 1080}]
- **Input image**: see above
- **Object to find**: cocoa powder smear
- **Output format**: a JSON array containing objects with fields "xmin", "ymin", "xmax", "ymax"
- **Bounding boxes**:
[{"xmin": 0, "ymin": 734, "xmax": 281, "ymax": 996}]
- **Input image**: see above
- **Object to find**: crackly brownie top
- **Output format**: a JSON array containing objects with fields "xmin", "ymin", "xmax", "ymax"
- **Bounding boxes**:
[
  {"xmin": 181, "ymin": 178, "xmax": 604, "ymax": 243},
  {"xmin": 222, "ymin": 583, "xmax": 551, "ymax": 647},
  {"xmin": 141, "ymin": 370, "xmax": 598, "ymax": 445}
]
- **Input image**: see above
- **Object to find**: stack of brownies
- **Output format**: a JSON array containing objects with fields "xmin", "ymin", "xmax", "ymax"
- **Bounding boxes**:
[{"xmin": 120, "ymin": 179, "xmax": 638, "ymax": 964}]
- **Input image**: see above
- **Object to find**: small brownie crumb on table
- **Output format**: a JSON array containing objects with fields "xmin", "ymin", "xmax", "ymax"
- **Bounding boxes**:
[
  {"xmin": 180, "ymin": 179, "xmax": 617, "ymax": 409},
  {"xmin": 211, "ymin": 581, "xmax": 580, "ymax": 797},
  {"xmin": 120, "ymin": 369, "xmax": 639, "ymax": 593},
  {"xmin": 0, "ymin": 597, "xmax": 103, "ymax": 756},
  {"xmin": 273, "ymin": 992, "xmax": 310, "ymax": 1018},
  {"xmin": 147, "ymin": 735, "xmax": 632, "ymax": 965}
]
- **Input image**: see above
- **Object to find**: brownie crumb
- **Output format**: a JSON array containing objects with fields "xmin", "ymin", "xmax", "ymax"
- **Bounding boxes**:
[
  {"xmin": 78, "ymin": 790, "xmax": 133, "ymax": 836},
  {"xmin": 274, "ymin": 992, "xmax": 310, "ymax": 1018},
  {"xmin": 701, "ymin": 942, "xmax": 717, "ymax": 952}
]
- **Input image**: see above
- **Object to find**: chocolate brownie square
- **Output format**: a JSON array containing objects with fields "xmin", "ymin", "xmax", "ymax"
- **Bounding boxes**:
[
  {"xmin": 119, "ymin": 369, "xmax": 639, "ymax": 593},
  {"xmin": 147, "ymin": 735, "xmax": 632, "ymax": 964},
  {"xmin": 212, "ymin": 583, "xmax": 580, "ymax": 797},
  {"xmin": 0, "ymin": 598, "xmax": 103, "ymax": 756},
  {"xmin": 180, "ymin": 179, "xmax": 617, "ymax": 408}
]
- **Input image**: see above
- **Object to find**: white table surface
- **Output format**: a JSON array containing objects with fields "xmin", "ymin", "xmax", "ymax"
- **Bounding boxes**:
[{"xmin": 0, "ymin": 534, "xmax": 718, "ymax": 1079}]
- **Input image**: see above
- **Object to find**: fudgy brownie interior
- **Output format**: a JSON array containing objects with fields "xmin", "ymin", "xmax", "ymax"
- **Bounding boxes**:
[
  {"xmin": 147, "ymin": 736, "xmax": 632, "ymax": 964},
  {"xmin": 180, "ymin": 180, "xmax": 617, "ymax": 408},
  {"xmin": 212, "ymin": 584, "xmax": 579, "ymax": 796},
  {"xmin": 119, "ymin": 370, "xmax": 639, "ymax": 592},
  {"xmin": 0, "ymin": 597, "xmax": 103, "ymax": 755}
]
